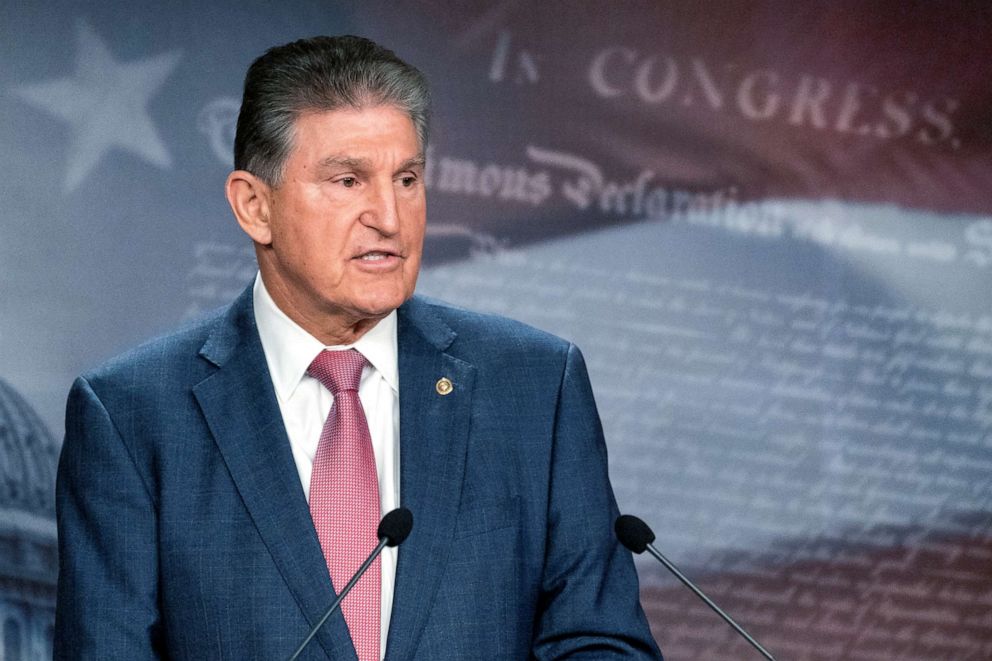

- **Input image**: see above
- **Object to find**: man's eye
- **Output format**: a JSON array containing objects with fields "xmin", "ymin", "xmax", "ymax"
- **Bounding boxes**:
[
  {"xmin": 338, "ymin": 177, "xmax": 357, "ymax": 188},
  {"xmin": 399, "ymin": 176, "xmax": 417, "ymax": 187}
]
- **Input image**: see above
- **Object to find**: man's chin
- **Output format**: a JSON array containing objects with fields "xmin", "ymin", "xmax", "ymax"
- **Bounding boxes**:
[{"xmin": 345, "ymin": 292, "xmax": 412, "ymax": 323}]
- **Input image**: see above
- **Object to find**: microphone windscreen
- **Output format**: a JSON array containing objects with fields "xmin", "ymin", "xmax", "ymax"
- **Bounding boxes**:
[
  {"xmin": 378, "ymin": 507, "xmax": 414, "ymax": 546},
  {"xmin": 615, "ymin": 514, "xmax": 656, "ymax": 554}
]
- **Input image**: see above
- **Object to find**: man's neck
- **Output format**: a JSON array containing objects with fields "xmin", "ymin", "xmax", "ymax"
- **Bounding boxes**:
[{"xmin": 260, "ymin": 272, "xmax": 384, "ymax": 346}]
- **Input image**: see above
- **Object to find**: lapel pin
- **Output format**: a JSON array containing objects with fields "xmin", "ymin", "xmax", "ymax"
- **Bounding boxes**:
[{"xmin": 435, "ymin": 377, "xmax": 453, "ymax": 396}]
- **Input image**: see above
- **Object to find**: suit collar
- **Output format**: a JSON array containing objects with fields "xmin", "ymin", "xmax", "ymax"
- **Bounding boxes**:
[
  {"xmin": 194, "ymin": 286, "xmax": 358, "ymax": 660},
  {"xmin": 384, "ymin": 296, "xmax": 475, "ymax": 660},
  {"xmin": 396, "ymin": 295, "xmax": 457, "ymax": 352},
  {"xmin": 197, "ymin": 285, "xmax": 252, "ymax": 369}
]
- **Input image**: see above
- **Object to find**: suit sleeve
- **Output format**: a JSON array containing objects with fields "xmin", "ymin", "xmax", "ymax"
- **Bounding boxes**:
[
  {"xmin": 531, "ymin": 344, "xmax": 663, "ymax": 659},
  {"xmin": 55, "ymin": 376, "xmax": 165, "ymax": 660}
]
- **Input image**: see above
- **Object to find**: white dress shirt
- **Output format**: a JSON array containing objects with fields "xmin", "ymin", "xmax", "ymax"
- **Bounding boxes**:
[{"xmin": 252, "ymin": 273, "xmax": 399, "ymax": 658}]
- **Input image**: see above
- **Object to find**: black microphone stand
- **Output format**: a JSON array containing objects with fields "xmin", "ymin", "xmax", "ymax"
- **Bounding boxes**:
[
  {"xmin": 287, "ymin": 508, "xmax": 412, "ymax": 661},
  {"xmin": 287, "ymin": 536, "xmax": 390, "ymax": 661},
  {"xmin": 643, "ymin": 540, "xmax": 776, "ymax": 661}
]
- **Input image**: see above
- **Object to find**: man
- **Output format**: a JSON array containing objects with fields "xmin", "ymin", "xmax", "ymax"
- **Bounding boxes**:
[{"xmin": 55, "ymin": 35, "xmax": 662, "ymax": 660}]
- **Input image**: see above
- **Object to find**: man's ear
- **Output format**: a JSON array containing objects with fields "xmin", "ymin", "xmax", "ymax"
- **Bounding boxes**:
[{"xmin": 226, "ymin": 170, "xmax": 274, "ymax": 245}]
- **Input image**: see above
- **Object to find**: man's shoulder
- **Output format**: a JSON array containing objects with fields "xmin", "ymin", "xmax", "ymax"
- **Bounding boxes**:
[
  {"xmin": 404, "ymin": 295, "xmax": 572, "ymax": 359},
  {"xmin": 81, "ymin": 303, "xmax": 233, "ymax": 391}
]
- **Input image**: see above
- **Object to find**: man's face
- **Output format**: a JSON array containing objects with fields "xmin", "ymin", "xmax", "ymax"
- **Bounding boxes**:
[{"xmin": 258, "ymin": 105, "xmax": 426, "ymax": 337}]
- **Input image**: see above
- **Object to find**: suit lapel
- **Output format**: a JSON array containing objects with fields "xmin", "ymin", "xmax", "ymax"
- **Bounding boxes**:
[
  {"xmin": 385, "ymin": 297, "xmax": 476, "ymax": 661},
  {"xmin": 192, "ymin": 288, "xmax": 357, "ymax": 661}
]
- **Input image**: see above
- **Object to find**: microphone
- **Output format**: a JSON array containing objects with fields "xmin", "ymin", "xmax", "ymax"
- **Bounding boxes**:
[
  {"xmin": 288, "ymin": 508, "xmax": 414, "ymax": 661},
  {"xmin": 615, "ymin": 514, "xmax": 777, "ymax": 661}
]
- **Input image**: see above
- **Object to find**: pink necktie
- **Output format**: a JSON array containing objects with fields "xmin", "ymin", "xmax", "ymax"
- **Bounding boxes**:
[{"xmin": 307, "ymin": 349, "xmax": 381, "ymax": 661}]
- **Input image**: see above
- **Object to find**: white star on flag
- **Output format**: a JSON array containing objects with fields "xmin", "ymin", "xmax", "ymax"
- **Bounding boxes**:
[{"xmin": 15, "ymin": 20, "xmax": 182, "ymax": 192}]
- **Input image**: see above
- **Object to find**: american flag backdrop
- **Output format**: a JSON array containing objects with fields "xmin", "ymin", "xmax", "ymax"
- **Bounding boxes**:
[{"xmin": 2, "ymin": 2, "xmax": 991, "ymax": 659}]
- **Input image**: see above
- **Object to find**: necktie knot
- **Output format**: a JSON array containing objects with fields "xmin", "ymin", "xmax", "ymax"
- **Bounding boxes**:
[{"xmin": 308, "ymin": 349, "xmax": 366, "ymax": 395}]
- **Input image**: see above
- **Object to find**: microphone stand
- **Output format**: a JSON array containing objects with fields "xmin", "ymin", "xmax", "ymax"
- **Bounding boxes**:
[
  {"xmin": 287, "ymin": 535, "xmax": 390, "ymax": 661},
  {"xmin": 644, "ymin": 541, "xmax": 776, "ymax": 661}
]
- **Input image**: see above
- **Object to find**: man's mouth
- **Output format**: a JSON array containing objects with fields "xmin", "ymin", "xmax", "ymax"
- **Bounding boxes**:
[{"xmin": 357, "ymin": 251, "xmax": 397, "ymax": 261}]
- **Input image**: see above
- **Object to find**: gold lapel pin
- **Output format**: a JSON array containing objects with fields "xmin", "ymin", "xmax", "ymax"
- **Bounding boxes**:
[{"xmin": 435, "ymin": 377, "xmax": 453, "ymax": 396}]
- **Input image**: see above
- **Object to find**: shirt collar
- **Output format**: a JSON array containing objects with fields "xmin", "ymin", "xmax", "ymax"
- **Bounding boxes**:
[{"xmin": 252, "ymin": 273, "xmax": 399, "ymax": 401}]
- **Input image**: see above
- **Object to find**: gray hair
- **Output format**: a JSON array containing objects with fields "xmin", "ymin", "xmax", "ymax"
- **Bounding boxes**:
[{"xmin": 233, "ymin": 35, "xmax": 431, "ymax": 185}]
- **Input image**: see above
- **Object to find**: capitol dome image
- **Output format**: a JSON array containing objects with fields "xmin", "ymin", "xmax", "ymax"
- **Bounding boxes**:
[{"xmin": 0, "ymin": 378, "xmax": 58, "ymax": 660}]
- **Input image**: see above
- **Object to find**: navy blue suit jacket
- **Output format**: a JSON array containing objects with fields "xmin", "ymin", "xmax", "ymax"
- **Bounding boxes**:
[{"xmin": 55, "ymin": 287, "xmax": 661, "ymax": 659}]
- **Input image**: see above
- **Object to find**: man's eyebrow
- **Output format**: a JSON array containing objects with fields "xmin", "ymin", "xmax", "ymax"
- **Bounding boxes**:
[
  {"xmin": 315, "ymin": 155, "xmax": 426, "ymax": 172},
  {"xmin": 317, "ymin": 155, "xmax": 371, "ymax": 170},
  {"xmin": 397, "ymin": 155, "xmax": 426, "ymax": 172}
]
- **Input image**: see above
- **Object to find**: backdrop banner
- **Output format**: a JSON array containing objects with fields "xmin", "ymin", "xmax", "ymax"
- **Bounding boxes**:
[{"xmin": 2, "ymin": 2, "xmax": 990, "ymax": 659}]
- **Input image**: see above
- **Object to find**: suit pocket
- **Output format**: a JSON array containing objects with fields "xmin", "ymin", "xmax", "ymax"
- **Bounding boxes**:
[{"xmin": 453, "ymin": 495, "xmax": 520, "ymax": 539}]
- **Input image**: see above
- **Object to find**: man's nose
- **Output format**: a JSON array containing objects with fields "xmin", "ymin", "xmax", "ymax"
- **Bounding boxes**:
[{"xmin": 360, "ymin": 180, "xmax": 401, "ymax": 236}]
